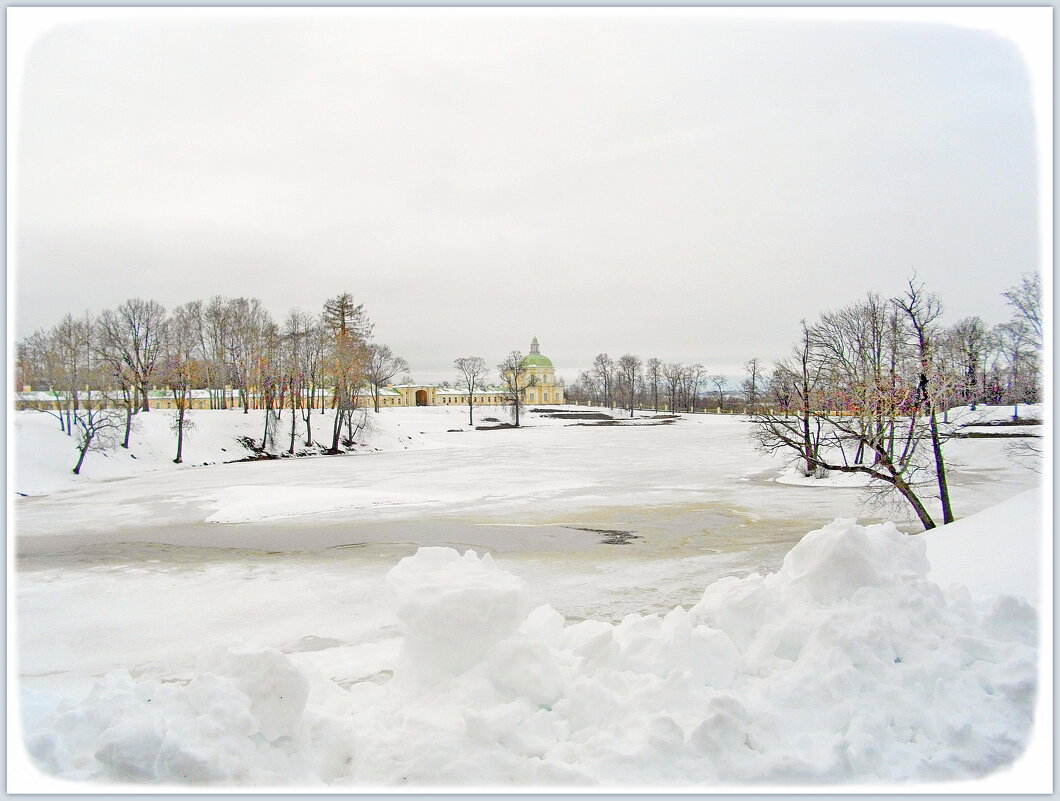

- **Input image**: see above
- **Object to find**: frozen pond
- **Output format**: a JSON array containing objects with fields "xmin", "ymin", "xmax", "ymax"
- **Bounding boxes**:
[{"xmin": 15, "ymin": 410, "xmax": 1035, "ymax": 695}]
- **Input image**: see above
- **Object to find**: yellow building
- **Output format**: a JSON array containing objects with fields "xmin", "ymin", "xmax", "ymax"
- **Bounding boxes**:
[
  {"xmin": 390, "ymin": 337, "xmax": 564, "ymax": 407},
  {"xmin": 518, "ymin": 336, "xmax": 564, "ymax": 405}
]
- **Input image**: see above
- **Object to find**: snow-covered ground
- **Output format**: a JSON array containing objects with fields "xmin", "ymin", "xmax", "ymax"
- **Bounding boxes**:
[{"xmin": 9, "ymin": 405, "xmax": 1048, "ymax": 791}]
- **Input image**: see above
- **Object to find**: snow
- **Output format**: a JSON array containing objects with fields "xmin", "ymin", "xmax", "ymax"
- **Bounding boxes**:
[
  {"xmin": 206, "ymin": 485, "xmax": 439, "ymax": 523},
  {"xmin": 926, "ymin": 487, "xmax": 1043, "ymax": 605},
  {"xmin": 10, "ymin": 404, "xmax": 1047, "ymax": 791},
  {"xmin": 12, "ymin": 404, "xmax": 596, "ymax": 498},
  {"xmin": 774, "ymin": 468, "xmax": 875, "ymax": 488},
  {"xmin": 19, "ymin": 518, "xmax": 1041, "ymax": 787},
  {"xmin": 944, "ymin": 404, "xmax": 1043, "ymax": 425}
]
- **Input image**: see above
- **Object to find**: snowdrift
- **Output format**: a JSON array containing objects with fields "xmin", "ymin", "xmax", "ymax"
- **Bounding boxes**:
[{"xmin": 21, "ymin": 516, "xmax": 1037, "ymax": 788}]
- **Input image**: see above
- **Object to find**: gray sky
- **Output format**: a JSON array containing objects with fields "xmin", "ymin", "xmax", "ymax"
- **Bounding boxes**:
[{"xmin": 12, "ymin": 10, "xmax": 1042, "ymax": 382}]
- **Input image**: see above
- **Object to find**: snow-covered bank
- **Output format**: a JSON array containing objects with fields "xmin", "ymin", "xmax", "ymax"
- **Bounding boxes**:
[
  {"xmin": 926, "ymin": 487, "xmax": 1043, "ymax": 605},
  {"xmin": 13, "ymin": 406, "xmax": 461, "ymax": 497},
  {"xmin": 12, "ymin": 406, "xmax": 661, "ymax": 497},
  {"xmin": 20, "ymin": 506, "xmax": 1039, "ymax": 788}
]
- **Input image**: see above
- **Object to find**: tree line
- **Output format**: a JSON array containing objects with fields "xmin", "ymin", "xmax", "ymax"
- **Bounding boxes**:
[
  {"xmin": 566, "ymin": 275, "xmax": 1040, "ymax": 419},
  {"xmin": 16, "ymin": 291, "xmax": 557, "ymax": 472},
  {"xmin": 16, "ymin": 293, "xmax": 410, "ymax": 471},
  {"xmin": 565, "ymin": 355, "xmax": 747, "ymax": 416}
]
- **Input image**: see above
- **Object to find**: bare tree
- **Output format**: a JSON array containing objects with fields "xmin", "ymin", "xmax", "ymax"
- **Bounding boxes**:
[
  {"xmin": 616, "ymin": 354, "xmax": 642, "ymax": 418},
  {"xmin": 97, "ymin": 299, "xmax": 166, "ymax": 412},
  {"xmin": 227, "ymin": 298, "xmax": 273, "ymax": 414},
  {"xmin": 281, "ymin": 310, "xmax": 325, "ymax": 448},
  {"xmin": 752, "ymin": 284, "xmax": 965, "ymax": 531},
  {"xmin": 1002, "ymin": 273, "xmax": 1042, "ymax": 347},
  {"xmin": 784, "ymin": 321, "xmax": 826, "ymax": 475},
  {"xmin": 708, "ymin": 373, "xmax": 727, "ymax": 411},
  {"xmin": 161, "ymin": 306, "xmax": 203, "ymax": 463},
  {"xmin": 947, "ymin": 317, "xmax": 989, "ymax": 406},
  {"xmin": 94, "ymin": 316, "xmax": 141, "ymax": 448},
  {"xmin": 994, "ymin": 319, "xmax": 1038, "ymax": 405},
  {"xmin": 454, "ymin": 356, "xmax": 489, "ymax": 426},
  {"xmin": 684, "ymin": 364, "xmax": 705, "ymax": 413},
  {"xmin": 662, "ymin": 362, "xmax": 684, "ymax": 413},
  {"xmin": 644, "ymin": 357, "xmax": 662, "ymax": 411},
  {"xmin": 592, "ymin": 353, "xmax": 616, "ymax": 409},
  {"xmin": 752, "ymin": 309, "xmax": 938, "ymax": 529},
  {"xmin": 52, "ymin": 313, "xmax": 96, "ymax": 435},
  {"xmin": 18, "ymin": 329, "xmax": 68, "ymax": 432},
  {"xmin": 498, "ymin": 351, "xmax": 535, "ymax": 427},
  {"xmin": 69, "ymin": 336, "xmax": 124, "ymax": 475},
  {"xmin": 742, "ymin": 358, "xmax": 762, "ymax": 411},
  {"xmin": 71, "ymin": 400, "xmax": 125, "ymax": 475},
  {"xmin": 200, "ymin": 296, "xmax": 235, "ymax": 409},
  {"xmin": 895, "ymin": 278, "xmax": 954, "ymax": 525},
  {"xmin": 567, "ymin": 370, "xmax": 600, "ymax": 406},
  {"xmin": 365, "ymin": 344, "xmax": 409, "ymax": 413}
]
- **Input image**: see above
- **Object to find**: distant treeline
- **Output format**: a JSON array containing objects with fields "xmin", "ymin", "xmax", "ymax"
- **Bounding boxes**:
[{"xmin": 564, "ymin": 274, "xmax": 1042, "ymax": 415}]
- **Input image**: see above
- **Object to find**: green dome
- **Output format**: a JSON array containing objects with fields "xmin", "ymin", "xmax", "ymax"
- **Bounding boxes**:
[
  {"xmin": 520, "ymin": 336, "xmax": 553, "ymax": 369},
  {"xmin": 521, "ymin": 353, "xmax": 553, "ymax": 368}
]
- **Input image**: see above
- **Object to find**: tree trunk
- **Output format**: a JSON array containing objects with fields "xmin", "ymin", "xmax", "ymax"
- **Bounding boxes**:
[
  {"xmin": 123, "ymin": 405, "xmax": 133, "ymax": 448},
  {"xmin": 174, "ymin": 406, "xmax": 185, "ymax": 464},
  {"xmin": 892, "ymin": 473, "xmax": 936, "ymax": 530},
  {"xmin": 289, "ymin": 403, "xmax": 297, "ymax": 455},
  {"xmin": 331, "ymin": 408, "xmax": 344, "ymax": 452},
  {"xmin": 800, "ymin": 405, "xmax": 815, "ymax": 475},
  {"xmin": 73, "ymin": 433, "xmax": 92, "ymax": 474},
  {"xmin": 261, "ymin": 404, "xmax": 271, "ymax": 450},
  {"xmin": 928, "ymin": 408, "xmax": 954, "ymax": 524}
]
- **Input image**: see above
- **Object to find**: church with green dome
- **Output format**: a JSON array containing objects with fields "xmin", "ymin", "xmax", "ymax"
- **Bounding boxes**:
[
  {"xmin": 518, "ymin": 337, "xmax": 564, "ymax": 405},
  {"xmin": 379, "ymin": 337, "xmax": 564, "ymax": 408}
]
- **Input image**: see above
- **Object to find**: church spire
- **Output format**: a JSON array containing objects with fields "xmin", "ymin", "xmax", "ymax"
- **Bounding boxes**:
[{"xmin": 530, "ymin": 336, "xmax": 540, "ymax": 355}]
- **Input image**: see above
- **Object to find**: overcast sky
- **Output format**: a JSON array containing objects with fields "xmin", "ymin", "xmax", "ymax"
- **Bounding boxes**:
[{"xmin": 11, "ymin": 9, "xmax": 1042, "ymax": 381}]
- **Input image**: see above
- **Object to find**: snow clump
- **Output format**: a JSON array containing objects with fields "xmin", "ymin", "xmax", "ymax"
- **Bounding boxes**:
[{"xmin": 21, "ymin": 520, "xmax": 1037, "ymax": 787}]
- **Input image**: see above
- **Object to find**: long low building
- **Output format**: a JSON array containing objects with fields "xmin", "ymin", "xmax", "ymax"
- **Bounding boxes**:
[{"xmin": 16, "ymin": 338, "xmax": 566, "ymax": 411}]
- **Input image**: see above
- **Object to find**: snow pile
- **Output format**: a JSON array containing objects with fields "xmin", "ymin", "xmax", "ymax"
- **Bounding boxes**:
[
  {"xmin": 386, "ymin": 547, "xmax": 530, "ymax": 688},
  {"xmin": 23, "ymin": 644, "xmax": 318, "ymax": 784},
  {"xmin": 21, "ymin": 523, "xmax": 1038, "ymax": 787}
]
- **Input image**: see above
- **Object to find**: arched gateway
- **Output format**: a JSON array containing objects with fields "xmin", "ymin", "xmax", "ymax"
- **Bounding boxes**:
[{"xmin": 415, "ymin": 389, "xmax": 429, "ymax": 406}]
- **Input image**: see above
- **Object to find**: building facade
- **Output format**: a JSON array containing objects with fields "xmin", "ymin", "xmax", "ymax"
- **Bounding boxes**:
[{"xmin": 387, "ymin": 337, "xmax": 564, "ymax": 407}]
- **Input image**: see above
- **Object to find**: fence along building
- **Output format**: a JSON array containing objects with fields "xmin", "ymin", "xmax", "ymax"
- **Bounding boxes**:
[{"xmin": 16, "ymin": 338, "xmax": 565, "ymax": 411}]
